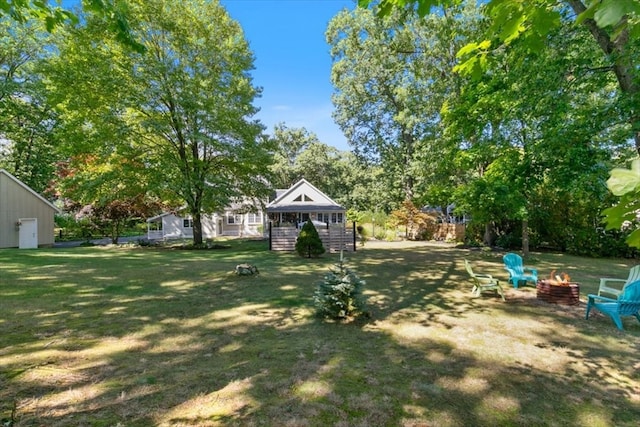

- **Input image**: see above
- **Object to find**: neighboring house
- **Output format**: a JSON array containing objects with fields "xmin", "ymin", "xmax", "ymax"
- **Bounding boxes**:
[
  {"xmin": 0, "ymin": 169, "xmax": 60, "ymax": 248},
  {"xmin": 146, "ymin": 202, "xmax": 267, "ymax": 241},
  {"xmin": 266, "ymin": 178, "xmax": 346, "ymax": 227},
  {"xmin": 145, "ymin": 179, "xmax": 353, "ymax": 251},
  {"xmin": 421, "ymin": 204, "xmax": 468, "ymax": 242}
]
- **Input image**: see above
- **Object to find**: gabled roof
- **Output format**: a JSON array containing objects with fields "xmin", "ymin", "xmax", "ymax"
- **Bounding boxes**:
[
  {"xmin": 146, "ymin": 211, "xmax": 180, "ymax": 222},
  {"xmin": 0, "ymin": 169, "xmax": 61, "ymax": 213},
  {"xmin": 266, "ymin": 179, "xmax": 344, "ymax": 213}
]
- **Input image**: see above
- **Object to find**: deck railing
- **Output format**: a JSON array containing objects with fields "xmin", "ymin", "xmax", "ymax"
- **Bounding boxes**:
[{"xmin": 269, "ymin": 223, "xmax": 355, "ymax": 252}]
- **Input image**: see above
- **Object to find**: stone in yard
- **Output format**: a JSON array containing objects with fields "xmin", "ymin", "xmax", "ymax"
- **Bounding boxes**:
[{"xmin": 235, "ymin": 263, "xmax": 259, "ymax": 276}]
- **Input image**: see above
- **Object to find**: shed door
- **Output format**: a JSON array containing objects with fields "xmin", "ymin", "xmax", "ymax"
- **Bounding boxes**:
[{"xmin": 19, "ymin": 218, "xmax": 38, "ymax": 249}]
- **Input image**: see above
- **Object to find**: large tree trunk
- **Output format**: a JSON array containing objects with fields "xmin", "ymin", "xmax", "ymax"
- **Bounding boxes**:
[
  {"xmin": 483, "ymin": 221, "xmax": 496, "ymax": 246},
  {"xmin": 193, "ymin": 211, "xmax": 203, "ymax": 246}
]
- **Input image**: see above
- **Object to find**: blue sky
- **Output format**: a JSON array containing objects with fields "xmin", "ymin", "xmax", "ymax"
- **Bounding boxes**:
[{"xmin": 222, "ymin": 0, "xmax": 356, "ymax": 151}]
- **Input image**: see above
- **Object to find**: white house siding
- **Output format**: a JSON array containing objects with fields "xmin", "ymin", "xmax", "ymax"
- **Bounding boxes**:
[
  {"xmin": 0, "ymin": 169, "xmax": 59, "ymax": 248},
  {"xmin": 147, "ymin": 212, "xmax": 265, "ymax": 241},
  {"xmin": 201, "ymin": 215, "xmax": 218, "ymax": 238}
]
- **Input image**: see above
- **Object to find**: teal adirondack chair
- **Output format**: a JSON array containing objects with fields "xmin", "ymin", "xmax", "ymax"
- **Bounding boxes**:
[
  {"xmin": 465, "ymin": 259, "xmax": 505, "ymax": 301},
  {"xmin": 598, "ymin": 265, "xmax": 640, "ymax": 298},
  {"xmin": 503, "ymin": 253, "xmax": 538, "ymax": 288},
  {"xmin": 586, "ymin": 279, "xmax": 640, "ymax": 330}
]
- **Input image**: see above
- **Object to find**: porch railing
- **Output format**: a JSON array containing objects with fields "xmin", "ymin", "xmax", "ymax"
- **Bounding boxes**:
[{"xmin": 269, "ymin": 223, "xmax": 355, "ymax": 252}]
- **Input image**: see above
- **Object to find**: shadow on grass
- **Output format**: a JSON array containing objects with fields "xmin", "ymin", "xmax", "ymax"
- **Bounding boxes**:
[{"xmin": 1, "ymin": 241, "xmax": 639, "ymax": 426}]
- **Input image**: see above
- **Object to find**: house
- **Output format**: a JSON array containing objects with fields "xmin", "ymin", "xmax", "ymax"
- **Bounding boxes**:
[
  {"xmin": 266, "ymin": 179, "xmax": 354, "ymax": 252},
  {"xmin": 266, "ymin": 178, "xmax": 346, "ymax": 227},
  {"xmin": 0, "ymin": 169, "xmax": 60, "ymax": 248},
  {"xmin": 146, "ymin": 202, "xmax": 267, "ymax": 241},
  {"xmin": 422, "ymin": 203, "xmax": 468, "ymax": 241}
]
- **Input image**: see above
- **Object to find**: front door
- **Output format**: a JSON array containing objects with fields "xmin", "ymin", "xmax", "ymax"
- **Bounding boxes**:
[{"xmin": 18, "ymin": 218, "xmax": 38, "ymax": 249}]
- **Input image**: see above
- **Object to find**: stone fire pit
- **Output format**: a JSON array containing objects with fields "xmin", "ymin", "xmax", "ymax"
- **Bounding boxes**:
[{"xmin": 536, "ymin": 280, "xmax": 580, "ymax": 305}]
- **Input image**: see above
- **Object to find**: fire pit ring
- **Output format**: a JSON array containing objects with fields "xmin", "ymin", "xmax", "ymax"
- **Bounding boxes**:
[{"xmin": 536, "ymin": 280, "xmax": 580, "ymax": 305}]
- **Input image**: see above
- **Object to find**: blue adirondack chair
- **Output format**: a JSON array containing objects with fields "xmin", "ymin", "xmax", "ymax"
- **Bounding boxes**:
[
  {"xmin": 503, "ymin": 253, "xmax": 538, "ymax": 288},
  {"xmin": 586, "ymin": 279, "xmax": 640, "ymax": 330}
]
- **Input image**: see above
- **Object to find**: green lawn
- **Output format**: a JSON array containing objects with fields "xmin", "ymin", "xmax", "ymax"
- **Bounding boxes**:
[{"xmin": 1, "ymin": 240, "xmax": 639, "ymax": 426}]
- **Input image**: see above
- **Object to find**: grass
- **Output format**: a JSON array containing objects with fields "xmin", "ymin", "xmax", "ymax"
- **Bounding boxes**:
[{"xmin": 1, "ymin": 239, "xmax": 639, "ymax": 426}]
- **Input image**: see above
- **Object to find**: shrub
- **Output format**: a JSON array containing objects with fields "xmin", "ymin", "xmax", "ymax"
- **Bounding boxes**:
[
  {"xmin": 295, "ymin": 219, "xmax": 325, "ymax": 258},
  {"xmin": 356, "ymin": 225, "xmax": 367, "ymax": 246},
  {"xmin": 384, "ymin": 228, "xmax": 399, "ymax": 241},
  {"xmin": 374, "ymin": 228, "xmax": 387, "ymax": 240},
  {"xmin": 313, "ymin": 253, "xmax": 366, "ymax": 320}
]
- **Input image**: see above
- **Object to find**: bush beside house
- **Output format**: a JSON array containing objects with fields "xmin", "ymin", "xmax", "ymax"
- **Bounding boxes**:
[{"xmin": 295, "ymin": 219, "xmax": 325, "ymax": 258}]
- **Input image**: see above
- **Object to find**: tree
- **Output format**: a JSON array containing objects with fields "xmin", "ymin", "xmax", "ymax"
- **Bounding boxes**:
[
  {"xmin": 313, "ymin": 254, "xmax": 366, "ymax": 320},
  {"xmin": 0, "ymin": 18, "xmax": 60, "ymax": 193},
  {"xmin": 268, "ymin": 124, "xmax": 320, "ymax": 189},
  {"xmin": 56, "ymin": 154, "xmax": 162, "ymax": 243},
  {"xmin": 0, "ymin": 0, "xmax": 75, "ymax": 30},
  {"xmin": 328, "ymin": 4, "xmax": 484, "ymax": 202},
  {"xmin": 267, "ymin": 124, "xmax": 383, "ymax": 211},
  {"xmin": 389, "ymin": 199, "xmax": 436, "ymax": 240},
  {"xmin": 0, "ymin": 0, "xmax": 143, "ymax": 51},
  {"xmin": 295, "ymin": 219, "xmax": 325, "ymax": 258},
  {"xmin": 359, "ymin": 0, "xmax": 640, "ymax": 152},
  {"xmin": 46, "ymin": 0, "xmax": 274, "ymax": 246},
  {"xmin": 448, "ymin": 18, "xmax": 623, "ymax": 253},
  {"xmin": 358, "ymin": 0, "xmax": 640, "ymax": 250}
]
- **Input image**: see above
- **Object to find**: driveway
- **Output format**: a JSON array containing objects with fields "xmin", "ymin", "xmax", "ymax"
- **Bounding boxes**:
[{"xmin": 54, "ymin": 235, "xmax": 146, "ymax": 248}]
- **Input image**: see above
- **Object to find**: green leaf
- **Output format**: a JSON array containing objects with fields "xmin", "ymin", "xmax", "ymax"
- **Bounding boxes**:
[
  {"xmin": 575, "ymin": 0, "xmax": 599, "ymax": 25},
  {"xmin": 44, "ymin": 15, "xmax": 55, "ymax": 32},
  {"xmin": 602, "ymin": 203, "xmax": 636, "ymax": 229},
  {"xmin": 607, "ymin": 164, "xmax": 640, "ymax": 196},
  {"xmin": 417, "ymin": 1, "xmax": 431, "ymax": 17},
  {"xmin": 500, "ymin": 14, "xmax": 526, "ymax": 44},
  {"xmin": 594, "ymin": 0, "xmax": 640, "ymax": 28},
  {"xmin": 626, "ymin": 229, "xmax": 640, "ymax": 248},
  {"xmin": 377, "ymin": 1, "xmax": 394, "ymax": 17},
  {"xmin": 478, "ymin": 39, "xmax": 491, "ymax": 50},
  {"xmin": 456, "ymin": 42, "xmax": 479, "ymax": 58}
]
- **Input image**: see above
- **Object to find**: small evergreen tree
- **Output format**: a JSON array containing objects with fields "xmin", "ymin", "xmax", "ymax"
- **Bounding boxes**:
[
  {"xmin": 295, "ymin": 219, "xmax": 325, "ymax": 258},
  {"xmin": 313, "ymin": 253, "xmax": 366, "ymax": 320}
]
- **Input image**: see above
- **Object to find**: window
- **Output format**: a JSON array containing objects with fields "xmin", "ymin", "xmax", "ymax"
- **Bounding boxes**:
[
  {"xmin": 183, "ymin": 218, "xmax": 193, "ymax": 228},
  {"xmin": 247, "ymin": 212, "xmax": 261, "ymax": 224},
  {"xmin": 331, "ymin": 213, "xmax": 344, "ymax": 223},
  {"xmin": 227, "ymin": 213, "xmax": 242, "ymax": 224},
  {"xmin": 294, "ymin": 194, "xmax": 314, "ymax": 202},
  {"xmin": 317, "ymin": 213, "xmax": 329, "ymax": 223}
]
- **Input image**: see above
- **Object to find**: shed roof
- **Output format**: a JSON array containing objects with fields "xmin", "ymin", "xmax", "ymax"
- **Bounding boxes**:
[{"xmin": 0, "ymin": 169, "xmax": 61, "ymax": 213}]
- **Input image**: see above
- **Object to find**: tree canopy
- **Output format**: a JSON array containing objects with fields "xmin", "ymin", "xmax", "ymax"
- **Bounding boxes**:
[{"xmin": 45, "ymin": 0, "xmax": 273, "ymax": 245}]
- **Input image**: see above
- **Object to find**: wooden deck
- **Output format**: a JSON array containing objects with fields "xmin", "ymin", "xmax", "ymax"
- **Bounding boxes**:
[{"xmin": 270, "ymin": 224, "xmax": 355, "ymax": 252}]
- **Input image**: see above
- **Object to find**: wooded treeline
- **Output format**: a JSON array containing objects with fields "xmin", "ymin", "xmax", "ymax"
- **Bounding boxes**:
[{"xmin": 0, "ymin": 0, "xmax": 638, "ymax": 256}]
